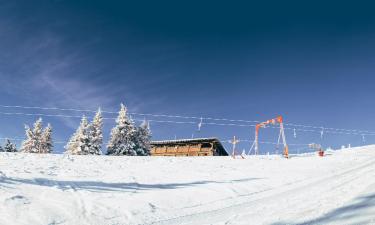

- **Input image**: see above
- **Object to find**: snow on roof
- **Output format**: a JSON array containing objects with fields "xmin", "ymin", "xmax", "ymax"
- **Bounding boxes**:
[{"xmin": 150, "ymin": 137, "xmax": 221, "ymax": 145}]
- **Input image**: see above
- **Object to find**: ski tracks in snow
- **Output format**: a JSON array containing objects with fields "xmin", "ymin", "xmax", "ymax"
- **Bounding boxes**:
[{"xmin": 147, "ymin": 157, "xmax": 375, "ymax": 225}]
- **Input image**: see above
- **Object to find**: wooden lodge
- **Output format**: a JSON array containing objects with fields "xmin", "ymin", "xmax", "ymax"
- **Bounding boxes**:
[{"xmin": 150, "ymin": 138, "xmax": 228, "ymax": 156}]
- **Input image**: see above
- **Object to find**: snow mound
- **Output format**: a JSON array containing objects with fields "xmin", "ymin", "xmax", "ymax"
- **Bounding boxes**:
[{"xmin": 1, "ymin": 146, "xmax": 375, "ymax": 225}]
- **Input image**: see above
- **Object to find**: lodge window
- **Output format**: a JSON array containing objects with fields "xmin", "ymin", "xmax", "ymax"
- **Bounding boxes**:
[{"xmin": 201, "ymin": 143, "xmax": 212, "ymax": 148}]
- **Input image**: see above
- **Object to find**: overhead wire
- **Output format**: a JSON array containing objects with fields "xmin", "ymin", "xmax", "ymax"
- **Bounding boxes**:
[
  {"xmin": 2, "ymin": 104, "xmax": 374, "ymax": 135},
  {"xmin": 0, "ymin": 110, "xmax": 372, "ymax": 137}
]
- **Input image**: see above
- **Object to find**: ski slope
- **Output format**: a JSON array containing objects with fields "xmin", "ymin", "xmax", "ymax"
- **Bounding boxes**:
[{"xmin": 1, "ymin": 146, "xmax": 375, "ymax": 225}]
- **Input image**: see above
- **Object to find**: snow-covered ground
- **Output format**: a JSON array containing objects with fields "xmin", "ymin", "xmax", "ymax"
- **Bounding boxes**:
[{"xmin": 1, "ymin": 146, "xmax": 375, "ymax": 225}]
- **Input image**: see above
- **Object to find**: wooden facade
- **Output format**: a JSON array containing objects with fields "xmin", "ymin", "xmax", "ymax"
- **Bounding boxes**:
[{"xmin": 150, "ymin": 138, "xmax": 228, "ymax": 156}]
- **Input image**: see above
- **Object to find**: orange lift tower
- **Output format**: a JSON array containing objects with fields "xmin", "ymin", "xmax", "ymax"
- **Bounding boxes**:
[{"xmin": 254, "ymin": 116, "xmax": 289, "ymax": 158}]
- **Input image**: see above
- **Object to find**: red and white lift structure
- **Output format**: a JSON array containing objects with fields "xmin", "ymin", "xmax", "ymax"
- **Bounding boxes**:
[{"xmin": 254, "ymin": 116, "xmax": 289, "ymax": 158}]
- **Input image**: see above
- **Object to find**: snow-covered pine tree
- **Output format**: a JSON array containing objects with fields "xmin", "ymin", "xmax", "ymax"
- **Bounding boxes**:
[
  {"xmin": 65, "ymin": 126, "xmax": 79, "ymax": 154},
  {"xmin": 21, "ymin": 125, "xmax": 34, "ymax": 153},
  {"xmin": 21, "ymin": 118, "xmax": 44, "ymax": 153},
  {"xmin": 88, "ymin": 108, "xmax": 103, "ymax": 155},
  {"xmin": 0, "ymin": 145, "xmax": 3, "ymax": 152},
  {"xmin": 78, "ymin": 116, "xmax": 91, "ymax": 155},
  {"xmin": 134, "ymin": 119, "xmax": 152, "ymax": 156},
  {"xmin": 41, "ymin": 123, "xmax": 53, "ymax": 153},
  {"xmin": 107, "ymin": 103, "xmax": 137, "ymax": 156},
  {"xmin": 65, "ymin": 116, "xmax": 90, "ymax": 155},
  {"xmin": 4, "ymin": 139, "xmax": 17, "ymax": 152}
]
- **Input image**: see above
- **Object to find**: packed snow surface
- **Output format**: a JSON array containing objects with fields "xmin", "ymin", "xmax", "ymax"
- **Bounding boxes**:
[{"xmin": 1, "ymin": 146, "xmax": 375, "ymax": 225}]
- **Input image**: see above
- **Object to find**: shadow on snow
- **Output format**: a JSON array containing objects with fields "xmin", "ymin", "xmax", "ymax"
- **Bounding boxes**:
[{"xmin": 0, "ymin": 175, "xmax": 261, "ymax": 193}]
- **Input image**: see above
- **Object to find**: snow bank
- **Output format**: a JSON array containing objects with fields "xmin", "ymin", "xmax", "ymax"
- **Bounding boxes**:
[{"xmin": 1, "ymin": 146, "xmax": 375, "ymax": 225}]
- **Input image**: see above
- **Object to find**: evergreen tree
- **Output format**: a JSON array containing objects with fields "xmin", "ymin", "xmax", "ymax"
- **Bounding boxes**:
[
  {"xmin": 107, "ymin": 103, "xmax": 137, "ymax": 155},
  {"xmin": 65, "ymin": 116, "xmax": 90, "ymax": 155},
  {"xmin": 0, "ymin": 145, "xmax": 4, "ymax": 152},
  {"xmin": 88, "ymin": 108, "xmax": 103, "ymax": 155},
  {"xmin": 4, "ymin": 139, "xmax": 17, "ymax": 152},
  {"xmin": 65, "ymin": 125, "xmax": 80, "ymax": 154},
  {"xmin": 41, "ymin": 124, "xmax": 53, "ymax": 153},
  {"xmin": 21, "ymin": 118, "xmax": 44, "ymax": 153},
  {"xmin": 78, "ymin": 116, "xmax": 91, "ymax": 155},
  {"xmin": 134, "ymin": 119, "xmax": 152, "ymax": 156},
  {"xmin": 21, "ymin": 125, "xmax": 34, "ymax": 153}
]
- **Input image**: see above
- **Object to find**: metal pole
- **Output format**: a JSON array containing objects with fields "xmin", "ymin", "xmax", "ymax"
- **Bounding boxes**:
[{"xmin": 254, "ymin": 129, "xmax": 259, "ymax": 155}]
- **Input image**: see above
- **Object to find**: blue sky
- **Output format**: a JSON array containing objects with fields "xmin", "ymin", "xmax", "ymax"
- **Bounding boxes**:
[{"xmin": 1, "ymin": 1, "xmax": 375, "ymax": 153}]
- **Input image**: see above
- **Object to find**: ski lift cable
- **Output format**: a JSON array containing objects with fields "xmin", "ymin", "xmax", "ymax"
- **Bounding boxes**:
[
  {"xmin": 0, "ymin": 104, "xmax": 261, "ymax": 123},
  {"xmin": 231, "ymin": 139, "xmax": 310, "ymax": 146},
  {"xmin": 0, "ymin": 110, "xmax": 374, "ymax": 138},
  {"xmin": 1, "ymin": 104, "xmax": 375, "ymax": 135},
  {"xmin": 283, "ymin": 122, "xmax": 375, "ymax": 134},
  {"xmin": 0, "ymin": 137, "xmax": 67, "ymax": 144},
  {"xmin": 0, "ymin": 111, "xmax": 373, "ymax": 137}
]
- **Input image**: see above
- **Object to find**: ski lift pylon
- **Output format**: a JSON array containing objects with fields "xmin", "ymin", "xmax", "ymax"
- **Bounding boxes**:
[
  {"xmin": 198, "ymin": 117, "xmax": 203, "ymax": 131},
  {"xmin": 320, "ymin": 127, "xmax": 324, "ymax": 139},
  {"xmin": 231, "ymin": 136, "xmax": 240, "ymax": 158},
  {"xmin": 254, "ymin": 116, "xmax": 289, "ymax": 158}
]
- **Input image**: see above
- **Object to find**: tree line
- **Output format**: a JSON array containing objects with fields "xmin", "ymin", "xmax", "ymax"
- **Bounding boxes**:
[{"xmin": 0, "ymin": 103, "xmax": 152, "ymax": 156}]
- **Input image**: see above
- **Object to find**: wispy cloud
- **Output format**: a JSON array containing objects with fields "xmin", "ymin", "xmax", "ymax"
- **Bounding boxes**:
[
  {"xmin": 0, "ymin": 18, "xmax": 124, "ymax": 129},
  {"xmin": 0, "ymin": 5, "xmax": 180, "ymax": 134}
]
